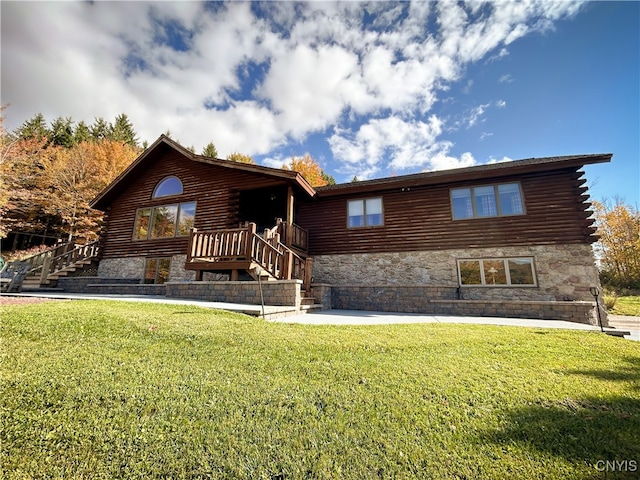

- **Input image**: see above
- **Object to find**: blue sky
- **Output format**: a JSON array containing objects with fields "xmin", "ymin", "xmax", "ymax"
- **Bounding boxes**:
[{"xmin": 2, "ymin": 1, "xmax": 638, "ymax": 203}]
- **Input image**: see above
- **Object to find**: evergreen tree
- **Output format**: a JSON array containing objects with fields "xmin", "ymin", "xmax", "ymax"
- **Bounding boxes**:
[
  {"xmin": 74, "ymin": 121, "xmax": 92, "ymax": 144},
  {"xmin": 49, "ymin": 116, "xmax": 75, "ymax": 148},
  {"xmin": 15, "ymin": 113, "xmax": 50, "ymax": 142},
  {"xmin": 321, "ymin": 171, "xmax": 336, "ymax": 185},
  {"xmin": 109, "ymin": 113, "xmax": 138, "ymax": 147},
  {"xmin": 90, "ymin": 117, "xmax": 110, "ymax": 141},
  {"xmin": 201, "ymin": 142, "xmax": 218, "ymax": 158}
]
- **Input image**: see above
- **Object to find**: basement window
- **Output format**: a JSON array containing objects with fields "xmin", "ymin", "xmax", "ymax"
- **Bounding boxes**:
[
  {"xmin": 144, "ymin": 258, "xmax": 171, "ymax": 284},
  {"xmin": 458, "ymin": 258, "xmax": 536, "ymax": 286}
]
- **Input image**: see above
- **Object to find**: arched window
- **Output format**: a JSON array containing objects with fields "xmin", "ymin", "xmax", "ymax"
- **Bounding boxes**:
[{"xmin": 153, "ymin": 176, "xmax": 183, "ymax": 198}]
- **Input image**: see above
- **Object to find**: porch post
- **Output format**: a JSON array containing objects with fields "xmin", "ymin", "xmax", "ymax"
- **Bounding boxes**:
[{"xmin": 286, "ymin": 186, "xmax": 294, "ymax": 245}]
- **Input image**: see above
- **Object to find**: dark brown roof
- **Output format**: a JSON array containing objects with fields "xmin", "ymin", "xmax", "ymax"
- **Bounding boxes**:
[
  {"xmin": 91, "ymin": 134, "xmax": 612, "ymax": 208},
  {"xmin": 90, "ymin": 134, "xmax": 316, "ymax": 209},
  {"xmin": 316, "ymin": 153, "xmax": 612, "ymax": 197}
]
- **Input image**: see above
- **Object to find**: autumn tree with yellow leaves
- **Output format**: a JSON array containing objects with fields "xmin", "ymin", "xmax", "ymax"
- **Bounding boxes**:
[
  {"xmin": 226, "ymin": 152, "xmax": 255, "ymax": 164},
  {"xmin": 282, "ymin": 153, "xmax": 335, "ymax": 188},
  {"xmin": 593, "ymin": 199, "xmax": 640, "ymax": 290},
  {"xmin": 1, "ymin": 110, "xmax": 140, "ymax": 245}
]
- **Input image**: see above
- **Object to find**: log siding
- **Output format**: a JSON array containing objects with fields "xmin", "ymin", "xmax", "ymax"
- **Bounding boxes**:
[
  {"xmin": 297, "ymin": 167, "xmax": 597, "ymax": 256},
  {"xmin": 100, "ymin": 149, "xmax": 300, "ymax": 259}
]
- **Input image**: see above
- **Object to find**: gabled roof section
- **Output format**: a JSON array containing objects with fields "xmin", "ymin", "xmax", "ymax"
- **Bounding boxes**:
[
  {"xmin": 316, "ymin": 153, "xmax": 612, "ymax": 197},
  {"xmin": 90, "ymin": 135, "xmax": 316, "ymax": 210}
]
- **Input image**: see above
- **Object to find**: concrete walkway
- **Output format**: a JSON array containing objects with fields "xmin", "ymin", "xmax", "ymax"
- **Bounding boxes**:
[{"xmin": 3, "ymin": 292, "xmax": 639, "ymax": 341}]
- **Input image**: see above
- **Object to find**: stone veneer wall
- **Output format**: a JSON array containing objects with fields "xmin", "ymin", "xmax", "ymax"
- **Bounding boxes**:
[
  {"xmin": 312, "ymin": 244, "xmax": 605, "ymax": 324},
  {"xmin": 312, "ymin": 244, "xmax": 601, "ymax": 302},
  {"xmin": 98, "ymin": 256, "xmax": 146, "ymax": 279},
  {"xmin": 97, "ymin": 255, "xmax": 228, "ymax": 282}
]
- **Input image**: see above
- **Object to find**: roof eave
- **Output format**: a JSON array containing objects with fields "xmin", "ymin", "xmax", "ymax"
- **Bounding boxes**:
[
  {"xmin": 315, "ymin": 153, "xmax": 612, "ymax": 197},
  {"xmin": 90, "ymin": 134, "xmax": 317, "ymax": 210}
]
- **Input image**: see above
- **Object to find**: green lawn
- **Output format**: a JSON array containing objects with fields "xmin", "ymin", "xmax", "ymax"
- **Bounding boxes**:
[
  {"xmin": 611, "ymin": 296, "xmax": 640, "ymax": 317},
  {"xmin": 2, "ymin": 301, "xmax": 639, "ymax": 479}
]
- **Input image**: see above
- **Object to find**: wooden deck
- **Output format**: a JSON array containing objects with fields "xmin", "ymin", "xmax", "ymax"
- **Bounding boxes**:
[{"xmin": 186, "ymin": 222, "xmax": 312, "ymax": 289}]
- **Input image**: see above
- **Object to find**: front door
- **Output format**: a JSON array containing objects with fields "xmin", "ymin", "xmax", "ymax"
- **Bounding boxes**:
[{"xmin": 238, "ymin": 186, "xmax": 288, "ymax": 233}]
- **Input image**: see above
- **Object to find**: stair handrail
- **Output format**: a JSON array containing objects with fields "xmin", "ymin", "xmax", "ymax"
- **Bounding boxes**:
[
  {"xmin": 48, "ymin": 240, "xmax": 100, "ymax": 276},
  {"xmin": 275, "ymin": 241, "xmax": 313, "ymax": 291},
  {"xmin": 17, "ymin": 240, "xmax": 76, "ymax": 276},
  {"xmin": 250, "ymin": 233, "xmax": 285, "ymax": 280}
]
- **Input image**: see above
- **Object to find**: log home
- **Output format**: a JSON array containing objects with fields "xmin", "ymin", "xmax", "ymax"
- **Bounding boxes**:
[{"xmin": 84, "ymin": 134, "xmax": 610, "ymax": 323}]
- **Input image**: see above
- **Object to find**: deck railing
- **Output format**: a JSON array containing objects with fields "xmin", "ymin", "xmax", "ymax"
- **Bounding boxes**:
[
  {"xmin": 275, "ymin": 219, "xmax": 309, "ymax": 252},
  {"xmin": 187, "ymin": 226, "xmax": 252, "ymax": 262},
  {"xmin": 250, "ymin": 234, "xmax": 284, "ymax": 279},
  {"xmin": 188, "ymin": 223, "xmax": 312, "ymax": 290}
]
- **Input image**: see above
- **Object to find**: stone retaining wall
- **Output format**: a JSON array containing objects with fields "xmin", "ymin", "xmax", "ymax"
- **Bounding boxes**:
[
  {"xmin": 86, "ymin": 284, "xmax": 166, "ymax": 296},
  {"xmin": 330, "ymin": 284, "xmax": 602, "ymax": 325},
  {"xmin": 57, "ymin": 277, "xmax": 140, "ymax": 292},
  {"xmin": 165, "ymin": 280, "xmax": 302, "ymax": 306},
  {"xmin": 310, "ymin": 283, "xmax": 332, "ymax": 310}
]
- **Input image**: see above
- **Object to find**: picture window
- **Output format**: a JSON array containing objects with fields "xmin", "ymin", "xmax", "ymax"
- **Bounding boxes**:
[
  {"xmin": 451, "ymin": 183, "xmax": 524, "ymax": 220},
  {"xmin": 458, "ymin": 258, "xmax": 536, "ymax": 286},
  {"xmin": 133, "ymin": 202, "xmax": 196, "ymax": 240}
]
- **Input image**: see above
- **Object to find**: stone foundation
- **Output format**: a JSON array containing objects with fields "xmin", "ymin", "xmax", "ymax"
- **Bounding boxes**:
[
  {"xmin": 97, "ymin": 255, "xmax": 227, "ymax": 282},
  {"xmin": 312, "ymin": 244, "xmax": 601, "ymax": 302},
  {"xmin": 97, "ymin": 257, "xmax": 145, "ymax": 279}
]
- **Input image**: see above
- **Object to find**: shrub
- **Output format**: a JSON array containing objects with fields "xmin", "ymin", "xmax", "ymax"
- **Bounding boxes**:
[{"xmin": 603, "ymin": 293, "xmax": 618, "ymax": 310}]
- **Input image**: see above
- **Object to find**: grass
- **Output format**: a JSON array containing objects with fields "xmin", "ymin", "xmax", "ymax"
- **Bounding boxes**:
[
  {"xmin": 2, "ymin": 300, "xmax": 639, "ymax": 479},
  {"xmin": 610, "ymin": 296, "xmax": 640, "ymax": 317}
]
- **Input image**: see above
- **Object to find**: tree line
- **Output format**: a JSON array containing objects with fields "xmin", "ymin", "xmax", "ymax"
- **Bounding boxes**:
[{"xmin": 0, "ymin": 109, "xmax": 334, "ymax": 251}]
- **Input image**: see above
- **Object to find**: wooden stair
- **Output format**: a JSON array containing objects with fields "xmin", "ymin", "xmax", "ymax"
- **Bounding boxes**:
[
  {"xmin": 13, "ymin": 240, "xmax": 100, "ymax": 290},
  {"xmin": 186, "ymin": 222, "xmax": 312, "ymax": 290}
]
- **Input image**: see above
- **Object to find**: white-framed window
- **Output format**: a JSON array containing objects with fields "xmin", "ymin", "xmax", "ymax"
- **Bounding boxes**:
[
  {"xmin": 451, "ymin": 182, "xmax": 524, "ymax": 220},
  {"xmin": 348, "ymin": 198, "xmax": 383, "ymax": 228},
  {"xmin": 133, "ymin": 202, "xmax": 196, "ymax": 240},
  {"xmin": 457, "ymin": 258, "xmax": 537, "ymax": 286},
  {"xmin": 144, "ymin": 257, "xmax": 171, "ymax": 284}
]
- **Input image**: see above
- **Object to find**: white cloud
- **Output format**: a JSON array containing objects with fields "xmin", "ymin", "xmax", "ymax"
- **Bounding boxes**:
[
  {"xmin": 488, "ymin": 155, "xmax": 513, "ymax": 164},
  {"xmin": 329, "ymin": 115, "xmax": 478, "ymax": 177},
  {"xmin": 258, "ymin": 43, "xmax": 361, "ymax": 137},
  {"xmin": 1, "ymin": 0, "xmax": 588, "ymax": 180},
  {"xmin": 480, "ymin": 132, "xmax": 494, "ymax": 141},
  {"xmin": 260, "ymin": 155, "xmax": 288, "ymax": 169}
]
